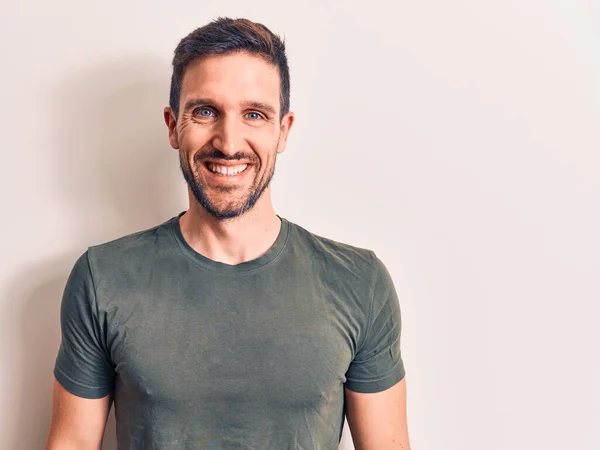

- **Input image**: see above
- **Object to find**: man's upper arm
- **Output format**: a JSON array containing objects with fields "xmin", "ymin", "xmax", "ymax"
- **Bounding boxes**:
[
  {"xmin": 344, "ymin": 254, "xmax": 409, "ymax": 449},
  {"xmin": 345, "ymin": 378, "xmax": 410, "ymax": 450},
  {"xmin": 54, "ymin": 251, "xmax": 115, "ymax": 398},
  {"xmin": 344, "ymin": 253, "xmax": 405, "ymax": 392},
  {"xmin": 46, "ymin": 377, "xmax": 112, "ymax": 450},
  {"xmin": 47, "ymin": 251, "xmax": 115, "ymax": 448}
]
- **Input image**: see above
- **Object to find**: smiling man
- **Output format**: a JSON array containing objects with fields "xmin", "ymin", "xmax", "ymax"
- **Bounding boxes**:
[{"xmin": 46, "ymin": 17, "xmax": 410, "ymax": 450}]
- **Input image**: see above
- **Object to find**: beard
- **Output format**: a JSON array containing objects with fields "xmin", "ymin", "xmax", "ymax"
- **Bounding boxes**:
[{"xmin": 179, "ymin": 148, "xmax": 277, "ymax": 220}]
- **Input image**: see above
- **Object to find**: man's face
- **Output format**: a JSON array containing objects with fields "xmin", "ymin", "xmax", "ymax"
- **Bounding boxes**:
[{"xmin": 165, "ymin": 52, "xmax": 294, "ymax": 219}]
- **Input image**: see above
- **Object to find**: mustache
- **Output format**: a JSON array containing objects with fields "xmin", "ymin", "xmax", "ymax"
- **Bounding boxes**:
[{"xmin": 194, "ymin": 150, "xmax": 255, "ymax": 163}]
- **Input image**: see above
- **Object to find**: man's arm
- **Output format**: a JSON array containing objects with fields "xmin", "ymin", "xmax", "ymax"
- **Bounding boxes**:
[
  {"xmin": 45, "ymin": 377, "xmax": 113, "ymax": 450},
  {"xmin": 345, "ymin": 377, "xmax": 411, "ymax": 450}
]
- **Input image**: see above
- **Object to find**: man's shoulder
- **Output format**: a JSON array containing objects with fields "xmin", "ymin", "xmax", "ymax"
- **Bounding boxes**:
[
  {"xmin": 287, "ymin": 219, "xmax": 379, "ymax": 275},
  {"xmin": 85, "ymin": 216, "xmax": 175, "ymax": 270}
]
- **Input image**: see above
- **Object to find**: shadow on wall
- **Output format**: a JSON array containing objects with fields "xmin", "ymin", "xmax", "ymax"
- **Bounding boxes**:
[{"xmin": 1, "ymin": 57, "xmax": 184, "ymax": 450}]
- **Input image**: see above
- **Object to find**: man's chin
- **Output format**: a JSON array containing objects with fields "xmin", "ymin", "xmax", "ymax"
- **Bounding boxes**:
[
  {"xmin": 208, "ymin": 207, "xmax": 247, "ymax": 220},
  {"xmin": 197, "ymin": 197, "xmax": 253, "ymax": 220},
  {"xmin": 186, "ymin": 178, "xmax": 268, "ymax": 220}
]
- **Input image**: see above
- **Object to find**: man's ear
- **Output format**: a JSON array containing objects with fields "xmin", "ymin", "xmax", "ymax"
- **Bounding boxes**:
[
  {"xmin": 164, "ymin": 106, "xmax": 179, "ymax": 149},
  {"xmin": 276, "ymin": 111, "xmax": 295, "ymax": 155}
]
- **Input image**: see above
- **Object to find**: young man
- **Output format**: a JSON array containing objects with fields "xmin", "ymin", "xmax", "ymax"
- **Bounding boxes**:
[{"xmin": 46, "ymin": 17, "xmax": 410, "ymax": 450}]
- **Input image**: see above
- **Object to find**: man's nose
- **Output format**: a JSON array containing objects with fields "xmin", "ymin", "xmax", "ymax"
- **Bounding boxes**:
[{"xmin": 211, "ymin": 115, "xmax": 243, "ymax": 157}]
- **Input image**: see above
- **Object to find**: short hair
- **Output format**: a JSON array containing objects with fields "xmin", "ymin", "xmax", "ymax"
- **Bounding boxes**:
[{"xmin": 169, "ymin": 17, "xmax": 290, "ymax": 120}]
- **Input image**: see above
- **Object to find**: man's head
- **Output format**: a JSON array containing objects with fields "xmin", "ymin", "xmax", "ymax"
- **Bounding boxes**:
[{"xmin": 164, "ymin": 17, "xmax": 294, "ymax": 220}]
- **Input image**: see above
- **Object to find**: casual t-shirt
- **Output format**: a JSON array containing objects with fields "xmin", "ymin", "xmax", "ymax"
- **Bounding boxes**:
[{"xmin": 54, "ymin": 212, "xmax": 405, "ymax": 449}]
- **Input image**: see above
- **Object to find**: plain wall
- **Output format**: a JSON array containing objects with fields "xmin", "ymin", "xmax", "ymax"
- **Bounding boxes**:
[{"xmin": 1, "ymin": 1, "xmax": 599, "ymax": 449}]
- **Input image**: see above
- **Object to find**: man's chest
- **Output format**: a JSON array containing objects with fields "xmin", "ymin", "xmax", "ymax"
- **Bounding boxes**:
[{"xmin": 104, "ymin": 277, "xmax": 357, "ymax": 413}]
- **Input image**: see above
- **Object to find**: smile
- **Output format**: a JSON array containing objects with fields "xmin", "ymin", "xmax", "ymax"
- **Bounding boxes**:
[{"xmin": 206, "ymin": 162, "xmax": 249, "ymax": 176}]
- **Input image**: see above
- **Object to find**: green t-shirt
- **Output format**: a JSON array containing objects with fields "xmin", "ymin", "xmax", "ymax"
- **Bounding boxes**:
[{"xmin": 54, "ymin": 212, "xmax": 405, "ymax": 449}]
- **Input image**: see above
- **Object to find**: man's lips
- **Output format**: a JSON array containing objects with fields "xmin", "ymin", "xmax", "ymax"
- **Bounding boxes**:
[
  {"xmin": 205, "ymin": 161, "xmax": 249, "ymax": 176},
  {"xmin": 198, "ymin": 159, "xmax": 257, "ymax": 179},
  {"xmin": 201, "ymin": 158, "xmax": 254, "ymax": 167}
]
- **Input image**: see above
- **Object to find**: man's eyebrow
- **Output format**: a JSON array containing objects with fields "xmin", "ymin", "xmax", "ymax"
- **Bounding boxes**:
[
  {"xmin": 182, "ymin": 98, "xmax": 213, "ymax": 112},
  {"xmin": 241, "ymin": 101, "xmax": 277, "ymax": 116}
]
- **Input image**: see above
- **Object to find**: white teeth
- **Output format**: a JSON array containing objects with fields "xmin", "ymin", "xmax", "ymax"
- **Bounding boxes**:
[{"xmin": 207, "ymin": 163, "xmax": 248, "ymax": 176}]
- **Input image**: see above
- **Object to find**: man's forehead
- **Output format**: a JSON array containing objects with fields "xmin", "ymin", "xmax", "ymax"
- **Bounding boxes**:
[{"xmin": 181, "ymin": 53, "xmax": 281, "ymax": 101}]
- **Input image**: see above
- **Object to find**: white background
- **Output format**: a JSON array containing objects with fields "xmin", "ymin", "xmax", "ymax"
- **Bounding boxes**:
[{"xmin": 1, "ymin": 1, "xmax": 599, "ymax": 449}]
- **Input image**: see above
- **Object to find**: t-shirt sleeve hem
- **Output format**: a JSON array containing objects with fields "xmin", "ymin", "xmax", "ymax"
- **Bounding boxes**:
[
  {"xmin": 54, "ymin": 366, "xmax": 112, "ymax": 399},
  {"xmin": 344, "ymin": 367, "xmax": 406, "ymax": 394}
]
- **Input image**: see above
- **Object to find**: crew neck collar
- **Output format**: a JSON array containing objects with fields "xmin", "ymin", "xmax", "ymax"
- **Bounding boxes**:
[{"xmin": 168, "ymin": 211, "xmax": 290, "ymax": 274}]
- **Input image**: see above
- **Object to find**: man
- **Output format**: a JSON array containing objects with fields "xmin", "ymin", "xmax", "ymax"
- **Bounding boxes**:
[{"xmin": 46, "ymin": 17, "xmax": 410, "ymax": 450}]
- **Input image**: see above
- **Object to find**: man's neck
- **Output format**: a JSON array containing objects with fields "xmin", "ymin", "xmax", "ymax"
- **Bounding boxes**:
[{"xmin": 179, "ymin": 195, "xmax": 282, "ymax": 266}]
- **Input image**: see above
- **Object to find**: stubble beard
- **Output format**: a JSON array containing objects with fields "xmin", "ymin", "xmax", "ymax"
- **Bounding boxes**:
[{"xmin": 179, "ymin": 150, "xmax": 277, "ymax": 220}]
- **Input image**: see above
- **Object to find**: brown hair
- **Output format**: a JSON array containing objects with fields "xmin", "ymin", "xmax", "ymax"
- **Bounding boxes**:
[{"xmin": 169, "ymin": 17, "xmax": 290, "ymax": 120}]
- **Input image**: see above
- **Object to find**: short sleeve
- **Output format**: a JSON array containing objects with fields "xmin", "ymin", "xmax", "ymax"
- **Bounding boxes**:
[
  {"xmin": 54, "ymin": 251, "xmax": 115, "ymax": 398},
  {"xmin": 344, "ymin": 255, "xmax": 406, "ymax": 393}
]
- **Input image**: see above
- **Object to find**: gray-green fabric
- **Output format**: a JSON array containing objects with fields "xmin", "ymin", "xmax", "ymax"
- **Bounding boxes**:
[{"xmin": 54, "ymin": 212, "xmax": 405, "ymax": 449}]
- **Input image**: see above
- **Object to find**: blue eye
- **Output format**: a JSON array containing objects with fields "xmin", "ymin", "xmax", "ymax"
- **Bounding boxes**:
[
  {"xmin": 246, "ymin": 112, "xmax": 262, "ymax": 120},
  {"xmin": 194, "ymin": 107, "xmax": 214, "ymax": 117}
]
